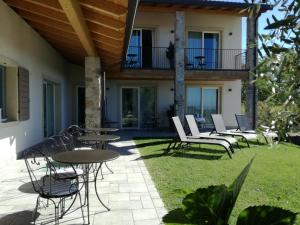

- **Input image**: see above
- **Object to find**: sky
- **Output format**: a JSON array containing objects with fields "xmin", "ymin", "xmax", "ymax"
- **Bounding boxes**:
[{"xmin": 241, "ymin": 2, "xmax": 285, "ymax": 49}]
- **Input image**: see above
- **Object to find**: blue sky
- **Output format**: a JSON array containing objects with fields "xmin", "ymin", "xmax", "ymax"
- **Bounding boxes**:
[{"xmin": 241, "ymin": 3, "xmax": 285, "ymax": 48}]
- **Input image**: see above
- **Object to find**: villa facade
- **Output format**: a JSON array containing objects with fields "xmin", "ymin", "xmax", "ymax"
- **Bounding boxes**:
[{"xmin": 0, "ymin": 0, "xmax": 269, "ymax": 165}]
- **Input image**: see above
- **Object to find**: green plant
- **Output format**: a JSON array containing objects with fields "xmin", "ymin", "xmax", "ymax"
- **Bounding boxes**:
[
  {"xmin": 244, "ymin": 0, "xmax": 300, "ymax": 140},
  {"xmin": 166, "ymin": 41, "xmax": 175, "ymax": 60},
  {"xmin": 163, "ymin": 158, "xmax": 298, "ymax": 224}
]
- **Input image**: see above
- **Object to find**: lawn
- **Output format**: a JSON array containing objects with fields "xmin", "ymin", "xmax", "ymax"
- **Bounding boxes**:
[{"xmin": 135, "ymin": 138, "xmax": 300, "ymax": 224}]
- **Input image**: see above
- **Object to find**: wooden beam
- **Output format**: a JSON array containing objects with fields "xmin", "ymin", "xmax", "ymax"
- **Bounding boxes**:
[
  {"xmin": 82, "ymin": 7, "xmax": 125, "ymax": 30},
  {"xmin": 26, "ymin": 0, "xmax": 63, "ymax": 11},
  {"xmin": 4, "ymin": 0, "xmax": 67, "ymax": 22},
  {"xmin": 17, "ymin": 10, "xmax": 74, "ymax": 32},
  {"xmin": 28, "ymin": 20, "xmax": 75, "ymax": 35},
  {"xmin": 58, "ymin": 0, "xmax": 97, "ymax": 56},
  {"xmin": 33, "ymin": 25, "xmax": 79, "ymax": 40},
  {"xmin": 91, "ymin": 32, "xmax": 123, "ymax": 46},
  {"xmin": 87, "ymin": 21, "xmax": 124, "ymax": 40},
  {"xmin": 79, "ymin": 0, "xmax": 127, "ymax": 18}
]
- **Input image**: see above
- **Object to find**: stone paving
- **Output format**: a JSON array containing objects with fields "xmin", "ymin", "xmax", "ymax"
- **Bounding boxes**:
[{"xmin": 0, "ymin": 133, "xmax": 170, "ymax": 225}]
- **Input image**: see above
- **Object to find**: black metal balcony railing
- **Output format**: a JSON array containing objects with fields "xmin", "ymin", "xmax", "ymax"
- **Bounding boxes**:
[{"xmin": 124, "ymin": 46, "xmax": 248, "ymax": 70}]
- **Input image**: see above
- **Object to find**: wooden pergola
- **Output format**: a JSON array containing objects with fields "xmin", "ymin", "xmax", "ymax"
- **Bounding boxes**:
[{"xmin": 3, "ymin": 0, "xmax": 138, "ymax": 70}]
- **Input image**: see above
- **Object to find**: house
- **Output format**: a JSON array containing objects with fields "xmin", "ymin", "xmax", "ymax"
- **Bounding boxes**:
[
  {"xmin": 0, "ymin": 0, "xmax": 269, "ymax": 166},
  {"xmin": 106, "ymin": 0, "xmax": 269, "ymax": 129}
]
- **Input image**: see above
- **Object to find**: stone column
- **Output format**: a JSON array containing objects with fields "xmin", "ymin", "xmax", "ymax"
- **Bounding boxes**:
[
  {"xmin": 85, "ymin": 57, "xmax": 102, "ymax": 129},
  {"xmin": 175, "ymin": 11, "xmax": 185, "ymax": 123},
  {"xmin": 246, "ymin": 14, "xmax": 258, "ymax": 129}
]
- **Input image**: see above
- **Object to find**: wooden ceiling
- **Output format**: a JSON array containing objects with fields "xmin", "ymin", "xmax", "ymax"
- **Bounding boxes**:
[{"xmin": 4, "ymin": 0, "xmax": 132, "ymax": 69}]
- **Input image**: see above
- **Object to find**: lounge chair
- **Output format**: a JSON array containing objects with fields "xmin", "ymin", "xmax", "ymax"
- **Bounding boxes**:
[
  {"xmin": 235, "ymin": 114, "xmax": 278, "ymax": 144},
  {"xmin": 170, "ymin": 116, "xmax": 232, "ymax": 158},
  {"xmin": 185, "ymin": 114, "xmax": 239, "ymax": 150},
  {"xmin": 211, "ymin": 114, "xmax": 259, "ymax": 147}
]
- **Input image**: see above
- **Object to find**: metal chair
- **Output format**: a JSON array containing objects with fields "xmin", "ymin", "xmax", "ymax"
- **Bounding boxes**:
[{"xmin": 24, "ymin": 150, "xmax": 85, "ymax": 225}]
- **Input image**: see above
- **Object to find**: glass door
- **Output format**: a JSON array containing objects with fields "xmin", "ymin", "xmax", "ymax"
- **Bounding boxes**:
[
  {"xmin": 186, "ymin": 86, "xmax": 202, "ymax": 115},
  {"xmin": 187, "ymin": 31, "xmax": 202, "ymax": 68},
  {"xmin": 121, "ymin": 88, "xmax": 139, "ymax": 128},
  {"xmin": 140, "ymin": 87, "xmax": 156, "ymax": 128},
  {"xmin": 203, "ymin": 32, "xmax": 220, "ymax": 69},
  {"xmin": 202, "ymin": 88, "xmax": 219, "ymax": 123},
  {"xmin": 127, "ymin": 30, "xmax": 141, "ymax": 68},
  {"xmin": 43, "ymin": 82, "xmax": 55, "ymax": 137}
]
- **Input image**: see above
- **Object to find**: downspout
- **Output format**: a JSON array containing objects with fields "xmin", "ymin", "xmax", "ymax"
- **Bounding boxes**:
[{"xmin": 121, "ymin": 0, "xmax": 140, "ymax": 70}]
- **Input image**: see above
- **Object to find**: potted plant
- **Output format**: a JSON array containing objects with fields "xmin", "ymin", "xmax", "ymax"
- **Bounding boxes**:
[{"xmin": 166, "ymin": 41, "xmax": 175, "ymax": 69}]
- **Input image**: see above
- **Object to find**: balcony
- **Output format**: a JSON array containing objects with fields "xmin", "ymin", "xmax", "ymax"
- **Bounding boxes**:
[{"xmin": 124, "ymin": 46, "xmax": 248, "ymax": 71}]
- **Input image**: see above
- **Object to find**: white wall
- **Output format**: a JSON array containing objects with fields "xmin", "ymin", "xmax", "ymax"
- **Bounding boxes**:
[
  {"xmin": 106, "ymin": 79, "xmax": 241, "ymax": 128},
  {"xmin": 0, "ymin": 1, "xmax": 70, "ymax": 164},
  {"xmin": 135, "ymin": 11, "xmax": 242, "ymax": 49}
]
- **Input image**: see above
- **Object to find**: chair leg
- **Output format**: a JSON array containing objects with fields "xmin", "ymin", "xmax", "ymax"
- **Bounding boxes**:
[
  {"xmin": 224, "ymin": 146, "xmax": 232, "ymax": 159},
  {"xmin": 32, "ymin": 196, "xmax": 40, "ymax": 225},
  {"xmin": 78, "ymin": 192, "xmax": 85, "ymax": 224},
  {"xmin": 236, "ymin": 142, "xmax": 241, "ymax": 150}
]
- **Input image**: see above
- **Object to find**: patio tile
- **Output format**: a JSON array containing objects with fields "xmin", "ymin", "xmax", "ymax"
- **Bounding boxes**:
[
  {"xmin": 132, "ymin": 209, "xmax": 158, "ymax": 221},
  {"xmin": 0, "ymin": 135, "xmax": 167, "ymax": 225}
]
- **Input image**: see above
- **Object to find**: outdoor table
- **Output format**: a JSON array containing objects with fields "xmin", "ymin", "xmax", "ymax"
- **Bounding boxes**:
[
  {"xmin": 52, "ymin": 150, "xmax": 120, "ymax": 225},
  {"xmin": 84, "ymin": 127, "xmax": 119, "ymax": 135},
  {"xmin": 77, "ymin": 134, "xmax": 120, "ymax": 148},
  {"xmin": 194, "ymin": 55, "xmax": 206, "ymax": 69}
]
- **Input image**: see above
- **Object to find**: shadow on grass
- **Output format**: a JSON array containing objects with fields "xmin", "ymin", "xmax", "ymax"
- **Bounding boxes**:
[
  {"xmin": 134, "ymin": 140, "xmax": 172, "ymax": 149},
  {"xmin": 172, "ymin": 151, "xmax": 223, "ymax": 160},
  {"xmin": 163, "ymin": 208, "xmax": 191, "ymax": 224},
  {"xmin": 0, "ymin": 210, "xmax": 39, "ymax": 225}
]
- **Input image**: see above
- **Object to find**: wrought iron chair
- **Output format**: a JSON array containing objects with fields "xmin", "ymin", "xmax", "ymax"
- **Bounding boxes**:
[{"xmin": 24, "ymin": 150, "xmax": 84, "ymax": 225}]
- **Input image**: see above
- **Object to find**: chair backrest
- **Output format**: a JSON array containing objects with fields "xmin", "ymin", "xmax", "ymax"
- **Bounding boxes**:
[
  {"xmin": 211, "ymin": 114, "xmax": 227, "ymax": 133},
  {"xmin": 24, "ymin": 150, "xmax": 50, "ymax": 195},
  {"xmin": 235, "ymin": 114, "xmax": 251, "ymax": 131},
  {"xmin": 185, "ymin": 115, "xmax": 201, "ymax": 136},
  {"xmin": 59, "ymin": 130, "xmax": 76, "ymax": 151},
  {"xmin": 172, "ymin": 116, "xmax": 188, "ymax": 141}
]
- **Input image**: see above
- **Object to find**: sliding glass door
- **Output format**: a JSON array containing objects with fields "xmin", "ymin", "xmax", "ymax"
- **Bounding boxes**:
[
  {"xmin": 122, "ymin": 88, "xmax": 139, "ymax": 128},
  {"xmin": 43, "ymin": 80, "xmax": 61, "ymax": 137},
  {"xmin": 185, "ymin": 86, "xmax": 219, "ymax": 124},
  {"xmin": 187, "ymin": 31, "xmax": 220, "ymax": 69},
  {"xmin": 126, "ymin": 29, "xmax": 153, "ymax": 68},
  {"xmin": 121, "ymin": 87, "xmax": 156, "ymax": 129},
  {"xmin": 202, "ymin": 88, "xmax": 219, "ymax": 123}
]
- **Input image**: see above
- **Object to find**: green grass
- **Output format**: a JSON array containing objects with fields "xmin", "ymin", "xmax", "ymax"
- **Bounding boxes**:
[{"xmin": 134, "ymin": 138, "xmax": 300, "ymax": 225}]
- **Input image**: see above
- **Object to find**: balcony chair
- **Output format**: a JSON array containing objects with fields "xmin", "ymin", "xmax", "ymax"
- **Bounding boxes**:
[
  {"xmin": 24, "ymin": 150, "xmax": 84, "ymax": 225},
  {"xmin": 169, "ymin": 116, "xmax": 232, "ymax": 159},
  {"xmin": 211, "ymin": 114, "xmax": 259, "ymax": 147},
  {"xmin": 185, "ymin": 114, "xmax": 239, "ymax": 151},
  {"xmin": 235, "ymin": 114, "xmax": 278, "ymax": 144}
]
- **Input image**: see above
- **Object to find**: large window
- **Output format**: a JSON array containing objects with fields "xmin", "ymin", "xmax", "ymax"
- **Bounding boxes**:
[
  {"xmin": 186, "ymin": 86, "xmax": 219, "ymax": 124},
  {"xmin": 0, "ymin": 66, "xmax": 6, "ymax": 120},
  {"xmin": 126, "ymin": 29, "xmax": 153, "ymax": 68},
  {"xmin": 187, "ymin": 31, "xmax": 220, "ymax": 69}
]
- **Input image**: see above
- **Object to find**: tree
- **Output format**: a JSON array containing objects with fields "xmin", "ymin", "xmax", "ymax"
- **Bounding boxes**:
[{"xmin": 245, "ymin": 0, "xmax": 300, "ymax": 139}]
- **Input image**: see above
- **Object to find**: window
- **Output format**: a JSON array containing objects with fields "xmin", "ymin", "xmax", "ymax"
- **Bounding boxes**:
[
  {"xmin": 187, "ymin": 31, "xmax": 220, "ymax": 69},
  {"xmin": 126, "ymin": 29, "xmax": 154, "ymax": 68},
  {"xmin": 0, "ymin": 66, "xmax": 6, "ymax": 120},
  {"xmin": 43, "ymin": 80, "xmax": 61, "ymax": 137},
  {"xmin": 186, "ymin": 86, "xmax": 219, "ymax": 124}
]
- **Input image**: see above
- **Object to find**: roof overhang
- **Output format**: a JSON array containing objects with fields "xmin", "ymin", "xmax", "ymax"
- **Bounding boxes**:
[
  {"xmin": 4, "ymin": 0, "xmax": 139, "ymax": 71},
  {"xmin": 139, "ymin": 0, "xmax": 271, "ymax": 16}
]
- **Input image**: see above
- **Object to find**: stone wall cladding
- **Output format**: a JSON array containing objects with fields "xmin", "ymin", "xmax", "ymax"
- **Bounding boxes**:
[{"xmin": 85, "ymin": 57, "xmax": 102, "ymax": 129}]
